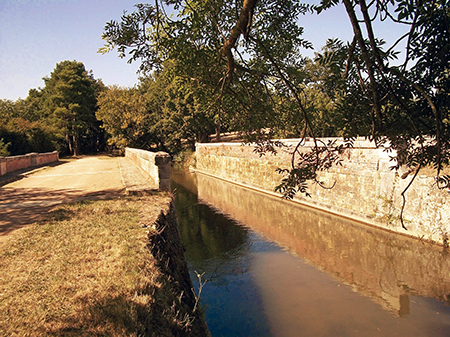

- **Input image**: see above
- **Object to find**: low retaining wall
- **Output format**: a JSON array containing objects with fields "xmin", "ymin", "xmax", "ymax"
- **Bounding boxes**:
[
  {"xmin": 0, "ymin": 151, "xmax": 59, "ymax": 176},
  {"xmin": 125, "ymin": 148, "xmax": 171, "ymax": 191},
  {"xmin": 195, "ymin": 139, "xmax": 450, "ymax": 245}
]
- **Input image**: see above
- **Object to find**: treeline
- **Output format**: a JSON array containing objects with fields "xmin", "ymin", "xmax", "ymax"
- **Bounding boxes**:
[
  {"xmin": 1, "ymin": 52, "xmax": 347, "ymax": 157},
  {"xmin": 0, "ymin": 61, "xmax": 104, "ymax": 157}
]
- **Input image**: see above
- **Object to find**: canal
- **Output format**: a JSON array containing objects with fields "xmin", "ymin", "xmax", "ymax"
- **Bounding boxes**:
[{"xmin": 171, "ymin": 168, "xmax": 450, "ymax": 337}]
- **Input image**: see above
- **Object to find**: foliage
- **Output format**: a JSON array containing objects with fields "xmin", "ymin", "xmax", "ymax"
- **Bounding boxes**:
[
  {"xmin": 143, "ymin": 63, "xmax": 217, "ymax": 152},
  {"xmin": 97, "ymin": 62, "xmax": 218, "ymax": 154},
  {"xmin": 42, "ymin": 60, "xmax": 104, "ymax": 156},
  {"xmin": 0, "ymin": 61, "xmax": 106, "ymax": 156},
  {"xmin": 96, "ymin": 85, "xmax": 151, "ymax": 150},
  {"xmin": 0, "ymin": 138, "xmax": 10, "ymax": 157},
  {"xmin": 275, "ymin": 139, "xmax": 346, "ymax": 197},
  {"xmin": 0, "ymin": 99, "xmax": 56, "ymax": 155},
  {"xmin": 312, "ymin": 0, "xmax": 450, "ymax": 227},
  {"xmin": 101, "ymin": 0, "xmax": 450, "ymax": 228},
  {"xmin": 101, "ymin": 0, "xmax": 311, "ymax": 142}
]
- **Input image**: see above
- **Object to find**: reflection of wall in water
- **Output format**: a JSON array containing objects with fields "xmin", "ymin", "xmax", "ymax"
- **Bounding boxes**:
[
  {"xmin": 196, "ymin": 173, "xmax": 450, "ymax": 316},
  {"xmin": 195, "ymin": 141, "xmax": 450, "ymax": 244}
]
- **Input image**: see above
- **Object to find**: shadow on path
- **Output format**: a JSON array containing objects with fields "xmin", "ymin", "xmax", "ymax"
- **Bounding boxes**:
[{"xmin": 0, "ymin": 161, "xmax": 68, "ymax": 187}]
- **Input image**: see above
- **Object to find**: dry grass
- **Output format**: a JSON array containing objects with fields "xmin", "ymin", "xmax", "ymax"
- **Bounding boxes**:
[{"xmin": 0, "ymin": 194, "xmax": 186, "ymax": 336}]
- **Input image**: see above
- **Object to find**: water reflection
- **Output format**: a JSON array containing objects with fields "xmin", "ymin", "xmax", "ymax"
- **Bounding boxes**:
[
  {"xmin": 195, "ymin": 172, "xmax": 450, "ymax": 315},
  {"xmin": 172, "ymin": 169, "xmax": 450, "ymax": 337},
  {"xmin": 171, "ymin": 169, "xmax": 274, "ymax": 337}
]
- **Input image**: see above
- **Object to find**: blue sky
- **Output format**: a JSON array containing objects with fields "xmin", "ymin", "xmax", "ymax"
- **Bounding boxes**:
[
  {"xmin": 0, "ymin": 0, "xmax": 405, "ymax": 101},
  {"xmin": 1, "ymin": 0, "xmax": 141, "ymax": 101}
]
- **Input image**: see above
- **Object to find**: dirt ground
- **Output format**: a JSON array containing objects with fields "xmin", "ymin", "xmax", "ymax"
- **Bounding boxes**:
[{"xmin": 0, "ymin": 156, "xmax": 127, "ymax": 244}]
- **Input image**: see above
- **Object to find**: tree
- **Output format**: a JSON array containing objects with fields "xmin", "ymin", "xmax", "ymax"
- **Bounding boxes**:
[
  {"xmin": 42, "ymin": 60, "xmax": 103, "ymax": 156},
  {"xmin": 0, "ymin": 62, "xmax": 105, "ymax": 156},
  {"xmin": 0, "ymin": 99, "xmax": 55, "ymax": 155},
  {"xmin": 96, "ymin": 85, "xmax": 151, "ymax": 150},
  {"xmin": 143, "ymin": 62, "xmax": 219, "ymax": 152},
  {"xmin": 97, "ymin": 63, "xmax": 218, "ymax": 154},
  {"xmin": 0, "ymin": 139, "xmax": 10, "ymax": 157},
  {"xmin": 102, "ymin": 0, "xmax": 450, "ymax": 228},
  {"xmin": 101, "ymin": 0, "xmax": 309, "ymax": 141},
  {"xmin": 309, "ymin": 0, "xmax": 450, "ymax": 227}
]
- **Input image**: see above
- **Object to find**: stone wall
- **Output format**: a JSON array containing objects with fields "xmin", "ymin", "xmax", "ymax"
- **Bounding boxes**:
[
  {"xmin": 195, "ymin": 139, "xmax": 450, "ymax": 245},
  {"xmin": 0, "ymin": 151, "xmax": 59, "ymax": 176},
  {"xmin": 125, "ymin": 148, "xmax": 171, "ymax": 191}
]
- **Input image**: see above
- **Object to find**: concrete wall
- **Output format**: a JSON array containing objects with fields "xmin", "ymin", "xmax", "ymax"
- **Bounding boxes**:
[
  {"xmin": 195, "ymin": 139, "xmax": 450, "ymax": 245},
  {"xmin": 125, "ymin": 148, "xmax": 171, "ymax": 191},
  {"xmin": 0, "ymin": 151, "xmax": 59, "ymax": 176}
]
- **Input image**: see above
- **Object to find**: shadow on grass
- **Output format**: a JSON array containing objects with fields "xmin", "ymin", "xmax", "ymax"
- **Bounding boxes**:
[
  {"xmin": 39, "ymin": 279, "xmax": 198, "ymax": 336},
  {"xmin": 0, "ymin": 186, "xmax": 124, "ymax": 239}
]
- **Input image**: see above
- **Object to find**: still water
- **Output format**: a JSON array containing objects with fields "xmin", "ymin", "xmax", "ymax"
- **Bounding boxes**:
[{"xmin": 171, "ymin": 168, "xmax": 450, "ymax": 337}]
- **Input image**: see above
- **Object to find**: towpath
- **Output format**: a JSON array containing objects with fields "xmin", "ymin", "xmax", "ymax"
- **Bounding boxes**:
[{"xmin": 0, "ymin": 155, "xmax": 156, "ymax": 244}]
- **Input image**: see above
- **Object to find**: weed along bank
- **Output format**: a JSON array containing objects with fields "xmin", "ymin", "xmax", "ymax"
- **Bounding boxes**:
[{"xmin": 194, "ymin": 138, "xmax": 450, "ymax": 245}]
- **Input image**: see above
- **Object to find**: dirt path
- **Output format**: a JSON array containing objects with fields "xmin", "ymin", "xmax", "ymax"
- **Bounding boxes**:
[{"xmin": 0, "ymin": 156, "xmax": 126, "ymax": 243}]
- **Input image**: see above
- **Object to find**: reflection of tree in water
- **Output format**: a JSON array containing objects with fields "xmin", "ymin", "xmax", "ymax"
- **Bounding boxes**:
[{"xmin": 171, "ymin": 174, "xmax": 253, "ymax": 288}]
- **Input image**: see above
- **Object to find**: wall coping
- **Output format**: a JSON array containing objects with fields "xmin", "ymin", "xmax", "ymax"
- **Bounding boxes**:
[{"xmin": 196, "ymin": 137, "xmax": 387, "ymax": 149}]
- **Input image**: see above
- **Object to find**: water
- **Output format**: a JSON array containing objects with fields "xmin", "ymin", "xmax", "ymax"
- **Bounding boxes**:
[{"xmin": 171, "ymin": 168, "xmax": 450, "ymax": 337}]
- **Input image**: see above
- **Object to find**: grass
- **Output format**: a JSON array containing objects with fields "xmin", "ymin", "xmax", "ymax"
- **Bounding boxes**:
[{"xmin": 0, "ymin": 194, "xmax": 198, "ymax": 336}]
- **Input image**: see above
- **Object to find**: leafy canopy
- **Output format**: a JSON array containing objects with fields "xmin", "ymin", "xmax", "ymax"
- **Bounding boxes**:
[{"xmin": 102, "ymin": 0, "xmax": 450, "ymax": 228}]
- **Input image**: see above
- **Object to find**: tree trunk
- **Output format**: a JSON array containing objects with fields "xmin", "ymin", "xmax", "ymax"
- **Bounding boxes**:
[
  {"xmin": 66, "ymin": 133, "xmax": 73, "ymax": 155},
  {"xmin": 215, "ymin": 122, "xmax": 222, "ymax": 142},
  {"xmin": 73, "ymin": 134, "xmax": 81, "ymax": 157}
]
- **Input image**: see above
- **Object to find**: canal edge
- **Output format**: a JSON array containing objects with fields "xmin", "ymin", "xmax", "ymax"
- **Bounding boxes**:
[{"xmin": 190, "ymin": 168, "xmax": 443, "ymax": 247}]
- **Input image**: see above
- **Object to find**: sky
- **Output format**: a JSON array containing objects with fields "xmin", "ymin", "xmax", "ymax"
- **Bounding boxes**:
[{"xmin": 0, "ymin": 0, "xmax": 406, "ymax": 101}]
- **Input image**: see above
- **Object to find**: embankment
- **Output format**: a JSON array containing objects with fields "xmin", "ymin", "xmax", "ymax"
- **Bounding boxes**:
[
  {"xmin": 147, "ymin": 199, "xmax": 210, "ymax": 336},
  {"xmin": 195, "ymin": 138, "xmax": 450, "ymax": 245},
  {"xmin": 0, "ymin": 151, "xmax": 59, "ymax": 176},
  {"xmin": 123, "ymin": 148, "xmax": 210, "ymax": 335}
]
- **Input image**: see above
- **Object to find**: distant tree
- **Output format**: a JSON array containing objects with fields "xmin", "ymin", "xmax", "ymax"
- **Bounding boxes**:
[
  {"xmin": 143, "ymin": 62, "xmax": 218, "ymax": 152},
  {"xmin": 0, "ymin": 99, "xmax": 53, "ymax": 155},
  {"xmin": 96, "ymin": 85, "xmax": 150, "ymax": 150},
  {"xmin": 42, "ymin": 60, "xmax": 102, "ymax": 156},
  {"xmin": 0, "ymin": 99, "xmax": 17, "ymax": 119},
  {"xmin": 1, "ymin": 62, "xmax": 105, "ymax": 156},
  {"xmin": 97, "ymin": 63, "xmax": 218, "ymax": 154}
]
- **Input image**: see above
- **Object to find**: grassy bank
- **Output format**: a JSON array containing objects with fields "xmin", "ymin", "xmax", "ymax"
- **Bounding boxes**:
[{"xmin": 0, "ymin": 195, "xmax": 203, "ymax": 336}]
